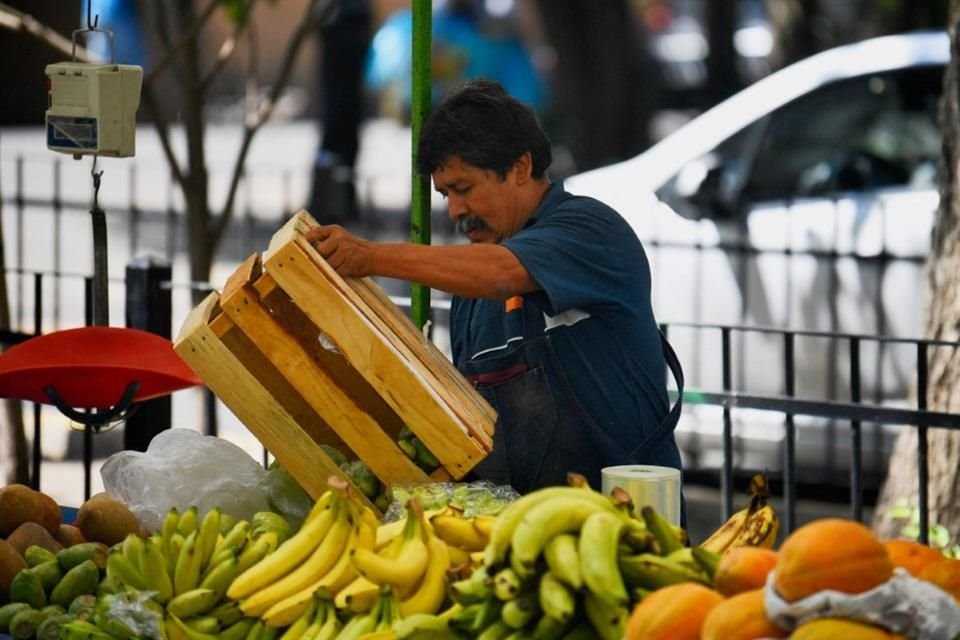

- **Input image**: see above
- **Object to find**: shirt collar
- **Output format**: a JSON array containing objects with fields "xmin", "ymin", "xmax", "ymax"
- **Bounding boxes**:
[{"xmin": 524, "ymin": 179, "xmax": 565, "ymax": 228}]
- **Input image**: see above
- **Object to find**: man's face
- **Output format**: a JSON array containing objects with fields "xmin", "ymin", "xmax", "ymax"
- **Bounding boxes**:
[{"xmin": 432, "ymin": 156, "xmax": 525, "ymax": 244}]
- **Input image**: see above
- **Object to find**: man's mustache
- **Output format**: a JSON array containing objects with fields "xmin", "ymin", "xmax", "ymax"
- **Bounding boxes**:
[{"xmin": 456, "ymin": 216, "xmax": 491, "ymax": 236}]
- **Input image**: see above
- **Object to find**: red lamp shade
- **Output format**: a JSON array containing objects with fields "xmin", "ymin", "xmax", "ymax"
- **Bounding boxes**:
[{"xmin": 0, "ymin": 326, "xmax": 202, "ymax": 409}]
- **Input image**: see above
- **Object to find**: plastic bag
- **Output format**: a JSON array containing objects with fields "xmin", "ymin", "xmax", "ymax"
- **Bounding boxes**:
[
  {"xmin": 95, "ymin": 591, "xmax": 164, "ymax": 640},
  {"xmin": 764, "ymin": 568, "xmax": 960, "ymax": 640},
  {"xmin": 101, "ymin": 428, "xmax": 271, "ymax": 531},
  {"xmin": 383, "ymin": 480, "xmax": 519, "ymax": 522},
  {"xmin": 255, "ymin": 461, "xmax": 313, "ymax": 531}
]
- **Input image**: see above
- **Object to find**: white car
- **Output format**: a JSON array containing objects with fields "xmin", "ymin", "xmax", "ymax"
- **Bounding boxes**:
[{"xmin": 566, "ymin": 31, "xmax": 948, "ymax": 486}]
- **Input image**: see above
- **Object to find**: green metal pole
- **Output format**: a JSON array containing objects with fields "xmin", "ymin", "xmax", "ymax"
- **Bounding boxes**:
[{"xmin": 410, "ymin": 0, "xmax": 432, "ymax": 330}]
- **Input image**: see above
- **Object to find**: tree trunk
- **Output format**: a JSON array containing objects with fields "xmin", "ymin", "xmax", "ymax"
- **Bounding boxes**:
[{"xmin": 873, "ymin": 5, "xmax": 960, "ymax": 542}]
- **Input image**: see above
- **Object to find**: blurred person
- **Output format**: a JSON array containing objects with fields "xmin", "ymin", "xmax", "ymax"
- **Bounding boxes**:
[
  {"xmin": 304, "ymin": 79, "xmax": 684, "ymax": 500},
  {"xmin": 306, "ymin": 0, "xmax": 372, "ymax": 223}
]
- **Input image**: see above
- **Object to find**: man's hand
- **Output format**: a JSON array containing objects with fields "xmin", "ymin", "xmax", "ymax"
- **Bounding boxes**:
[{"xmin": 303, "ymin": 225, "xmax": 376, "ymax": 277}]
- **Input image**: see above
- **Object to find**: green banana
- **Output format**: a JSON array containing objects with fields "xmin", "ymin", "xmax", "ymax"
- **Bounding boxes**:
[
  {"xmin": 583, "ymin": 591, "xmax": 628, "ymax": 640},
  {"xmin": 618, "ymin": 552, "xmax": 711, "ymax": 590},
  {"xmin": 640, "ymin": 506, "xmax": 685, "ymax": 556},
  {"xmin": 121, "ymin": 534, "xmax": 145, "ymax": 572},
  {"xmin": 475, "ymin": 619, "xmax": 512, "ymax": 640},
  {"xmin": 219, "ymin": 617, "xmax": 256, "ymax": 640},
  {"xmin": 493, "ymin": 567, "xmax": 523, "ymax": 601},
  {"xmin": 500, "ymin": 591, "xmax": 540, "ymax": 629},
  {"xmin": 199, "ymin": 555, "xmax": 239, "ymax": 600},
  {"xmin": 141, "ymin": 537, "xmax": 175, "ymax": 603},
  {"xmin": 691, "ymin": 546, "xmax": 722, "ymax": 580},
  {"xmin": 277, "ymin": 597, "xmax": 317, "ymax": 640},
  {"xmin": 107, "ymin": 550, "xmax": 149, "ymax": 591},
  {"xmin": 167, "ymin": 588, "xmax": 221, "ymax": 618},
  {"xmin": 447, "ymin": 602, "xmax": 482, "ymax": 634},
  {"xmin": 469, "ymin": 597, "xmax": 503, "ymax": 635},
  {"xmin": 184, "ymin": 616, "xmax": 221, "ymax": 634},
  {"xmin": 58, "ymin": 619, "xmax": 117, "ymax": 640},
  {"xmin": 174, "ymin": 531, "xmax": 205, "ymax": 596},
  {"xmin": 543, "ymin": 534, "xmax": 583, "ymax": 591},
  {"xmin": 162, "ymin": 508, "xmax": 181, "ymax": 565},
  {"xmin": 392, "ymin": 612, "xmax": 452, "ymax": 639},
  {"xmin": 167, "ymin": 614, "xmax": 219, "ymax": 640},
  {"xmin": 450, "ymin": 567, "xmax": 493, "ymax": 604},
  {"xmin": 215, "ymin": 520, "xmax": 251, "ymax": 557},
  {"xmin": 558, "ymin": 621, "xmax": 598, "ymax": 640},
  {"xmin": 538, "ymin": 572, "xmax": 576, "ymax": 624},
  {"xmin": 578, "ymin": 511, "xmax": 629, "ymax": 609},
  {"xmin": 531, "ymin": 614, "xmax": 570, "ymax": 640},
  {"xmin": 484, "ymin": 484, "xmax": 621, "ymax": 570},
  {"xmin": 208, "ymin": 601, "xmax": 244, "ymax": 628},
  {"xmin": 92, "ymin": 610, "xmax": 138, "ymax": 640},
  {"xmin": 510, "ymin": 497, "xmax": 613, "ymax": 577}
]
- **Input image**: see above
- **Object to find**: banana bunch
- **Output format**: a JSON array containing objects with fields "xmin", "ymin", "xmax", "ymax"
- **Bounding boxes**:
[
  {"xmin": 228, "ymin": 478, "xmax": 379, "ymax": 630},
  {"xmin": 440, "ymin": 474, "xmax": 681, "ymax": 640},
  {"xmin": 336, "ymin": 499, "xmax": 450, "ymax": 619},
  {"xmin": 94, "ymin": 505, "xmax": 278, "ymax": 640},
  {"xmin": 699, "ymin": 472, "xmax": 780, "ymax": 554}
]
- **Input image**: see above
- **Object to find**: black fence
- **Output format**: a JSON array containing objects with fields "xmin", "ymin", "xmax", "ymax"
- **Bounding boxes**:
[{"xmin": 0, "ymin": 151, "xmax": 955, "ymax": 543}]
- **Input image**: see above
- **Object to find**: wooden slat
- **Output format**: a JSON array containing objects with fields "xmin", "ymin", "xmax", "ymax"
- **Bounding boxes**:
[
  {"xmin": 173, "ymin": 292, "xmax": 377, "ymax": 512},
  {"xmin": 218, "ymin": 271, "xmax": 431, "ymax": 486},
  {"xmin": 266, "ymin": 211, "xmax": 496, "ymax": 447},
  {"xmin": 264, "ymin": 238, "xmax": 489, "ymax": 477}
]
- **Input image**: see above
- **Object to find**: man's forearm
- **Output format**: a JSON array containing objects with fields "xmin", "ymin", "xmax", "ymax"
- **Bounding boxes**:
[{"xmin": 370, "ymin": 242, "xmax": 538, "ymax": 300}]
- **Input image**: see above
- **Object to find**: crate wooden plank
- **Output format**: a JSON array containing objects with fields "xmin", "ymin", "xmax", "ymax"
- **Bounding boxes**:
[
  {"xmin": 218, "ymin": 262, "xmax": 431, "ymax": 486},
  {"xmin": 272, "ymin": 211, "xmax": 496, "ymax": 437},
  {"xmin": 174, "ymin": 291, "xmax": 376, "ymax": 512},
  {"xmin": 264, "ymin": 236, "xmax": 490, "ymax": 478}
]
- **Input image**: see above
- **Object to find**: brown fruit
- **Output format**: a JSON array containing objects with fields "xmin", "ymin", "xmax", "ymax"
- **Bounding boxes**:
[
  {"xmin": 775, "ymin": 518, "xmax": 893, "ymax": 602},
  {"xmin": 34, "ymin": 491, "xmax": 61, "ymax": 535},
  {"xmin": 715, "ymin": 546, "xmax": 779, "ymax": 597},
  {"xmin": 626, "ymin": 583, "xmax": 724, "ymax": 640},
  {"xmin": 5, "ymin": 521, "xmax": 63, "ymax": 557},
  {"xmin": 918, "ymin": 557, "xmax": 960, "ymax": 603},
  {"xmin": 53, "ymin": 524, "xmax": 88, "ymax": 548},
  {"xmin": 882, "ymin": 539, "xmax": 944, "ymax": 578},
  {"xmin": 0, "ymin": 484, "xmax": 47, "ymax": 536},
  {"xmin": 76, "ymin": 492, "xmax": 141, "ymax": 546},
  {"xmin": 789, "ymin": 618, "xmax": 907, "ymax": 639},
  {"xmin": 0, "ymin": 538, "xmax": 29, "ymax": 600},
  {"xmin": 701, "ymin": 589, "xmax": 788, "ymax": 640}
]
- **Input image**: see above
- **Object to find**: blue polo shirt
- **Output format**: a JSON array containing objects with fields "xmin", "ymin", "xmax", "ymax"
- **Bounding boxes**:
[{"xmin": 450, "ymin": 180, "xmax": 671, "ymax": 453}]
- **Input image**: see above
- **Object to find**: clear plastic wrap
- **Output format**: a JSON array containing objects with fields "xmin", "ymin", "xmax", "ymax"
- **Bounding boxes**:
[{"xmin": 382, "ymin": 480, "xmax": 519, "ymax": 522}]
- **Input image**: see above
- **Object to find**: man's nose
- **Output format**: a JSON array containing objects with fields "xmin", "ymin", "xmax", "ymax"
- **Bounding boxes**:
[{"xmin": 447, "ymin": 194, "xmax": 467, "ymax": 221}]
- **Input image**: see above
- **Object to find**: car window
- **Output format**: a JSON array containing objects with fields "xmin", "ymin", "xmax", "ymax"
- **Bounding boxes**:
[{"xmin": 744, "ymin": 66, "xmax": 943, "ymax": 201}]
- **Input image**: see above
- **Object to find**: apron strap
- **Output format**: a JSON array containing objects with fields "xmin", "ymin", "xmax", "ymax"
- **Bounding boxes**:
[{"xmin": 658, "ymin": 331, "xmax": 684, "ymax": 434}]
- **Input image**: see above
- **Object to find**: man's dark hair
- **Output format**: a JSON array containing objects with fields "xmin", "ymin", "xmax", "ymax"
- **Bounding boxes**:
[{"xmin": 416, "ymin": 78, "xmax": 552, "ymax": 180}]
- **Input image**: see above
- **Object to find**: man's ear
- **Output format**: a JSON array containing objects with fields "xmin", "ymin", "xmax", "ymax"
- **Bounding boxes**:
[{"xmin": 513, "ymin": 152, "xmax": 534, "ymax": 184}]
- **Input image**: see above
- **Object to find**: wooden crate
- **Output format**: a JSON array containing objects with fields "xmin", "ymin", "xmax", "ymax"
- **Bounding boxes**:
[{"xmin": 174, "ymin": 211, "xmax": 496, "ymax": 511}]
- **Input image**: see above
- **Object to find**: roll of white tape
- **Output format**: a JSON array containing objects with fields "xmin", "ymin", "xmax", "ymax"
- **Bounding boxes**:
[{"xmin": 601, "ymin": 464, "xmax": 682, "ymax": 525}]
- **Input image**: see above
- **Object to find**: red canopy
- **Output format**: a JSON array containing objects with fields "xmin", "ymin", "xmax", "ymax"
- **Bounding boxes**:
[{"xmin": 0, "ymin": 326, "xmax": 202, "ymax": 408}]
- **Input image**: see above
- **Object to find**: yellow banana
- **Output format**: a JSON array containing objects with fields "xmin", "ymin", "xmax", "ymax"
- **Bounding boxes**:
[
  {"xmin": 277, "ymin": 597, "xmax": 318, "ymax": 640},
  {"xmin": 484, "ymin": 484, "xmax": 619, "ymax": 569},
  {"xmin": 446, "ymin": 544, "xmax": 471, "ymax": 569},
  {"xmin": 430, "ymin": 514, "xmax": 487, "ymax": 552},
  {"xmin": 509, "ymin": 496, "xmax": 613, "ymax": 577},
  {"xmin": 578, "ymin": 511, "xmax": 629, "ymax": 609},
  {"xmin": 728, "ymin": 504, "xmax": 779, "ymax": 550},
  {"xmin": 228, "ymin": 503, "xmax": 339, "ymax": 600},
  {"xmin": 196, "ymin": 507, "xmax": 222, "ymax": 570},
  {"xmin": 161, "ymin": 508, "xmax": 181, "ymax": 562},
  {"xmin": 334, "ymin": 575, "xmax": 379, "ymax": 614},
  {"xmin": 140, "ymin": 537, "xmax": 174, "ymax": 603},
  {"xmin": 216, "ymin": 520, "xmax": 251, "ymax": 557},
  {"xmin": 699, "ymin": 507, "xmax": 749, "ymax": 554},
  {"xmin": 174, "ymin": 530, "xmax": 204, "ymax": 596},
  {"xmin": 374, "ymin": 520, "xmax": 406, "ymax": 552},
  {"xmin": 350, "ymin": 507, "xmax": 428, "ymax": 591},
  {"xmin": 236, "ymin": 533, "xmax": 276, "ymax": 576},
  {"xmin": 470, "ymin": 515, "xmax": 496, "ymax": 540},
  {"xmin": 178, "ymin": 506, "xmax": 200, "ymax": 536},
  {"xmin": 398, "ymin": 535, "xmax": 450, "ymax": 616},
  {"xmin": 538, "ymin": 571, "xmax": 575, "ymax": 624},
  {"xmin": 121, "ymin": 533, "xmax": 145, "ymax": 571},
  {"xmin": 543, "ymin": 533, "xmax": 582, "ymax": 591},
  {"xmin": 198, "ymin": 554, "xmax": 238, "ymax": 600},
  {"xmin": 167, "ymin": 587, "xmax": 221, "ymax": 618},
  {"xmin": 583, "ymin": 591, "xmax": 628, "ymax": 640},
  {"xmin": 241, "ymin": 501, "xmax": 353, "ymax": 617}
]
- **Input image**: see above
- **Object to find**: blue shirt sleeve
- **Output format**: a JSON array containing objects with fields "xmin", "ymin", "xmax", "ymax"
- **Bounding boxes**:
[{"xmin": 502, "ymin": 196, "xmax": 650, "ymax": 315}]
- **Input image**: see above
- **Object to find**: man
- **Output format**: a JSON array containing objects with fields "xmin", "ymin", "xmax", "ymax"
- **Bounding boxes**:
[{"xmin": 305, "ymin": 78, "xmax": 683, "ymax": 495}]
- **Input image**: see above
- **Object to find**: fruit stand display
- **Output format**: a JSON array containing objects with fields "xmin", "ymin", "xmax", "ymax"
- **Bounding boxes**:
[{"xmin": 3, "ymin": 469, "xmax": 960, "ymax": 640}]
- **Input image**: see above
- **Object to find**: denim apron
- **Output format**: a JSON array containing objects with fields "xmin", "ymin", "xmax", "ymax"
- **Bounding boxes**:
[{"xmin": 459, "ymin": 296, "xmax": 684, "ymax": 496}]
